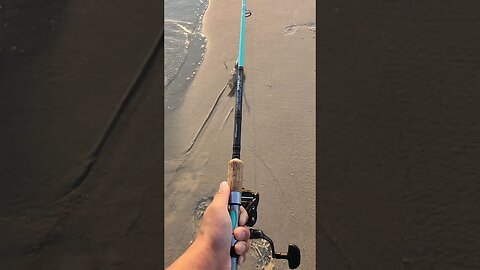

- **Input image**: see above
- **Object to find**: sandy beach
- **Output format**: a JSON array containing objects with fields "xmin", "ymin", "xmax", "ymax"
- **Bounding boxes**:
[{"xmin": 164, "ymin": 0, "xmax": 316, "ymax": 269}]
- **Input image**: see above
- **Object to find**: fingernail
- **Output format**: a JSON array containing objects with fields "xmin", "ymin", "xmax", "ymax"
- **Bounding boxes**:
[{"xmin": 219, "ymin": 181, "xmax": 229, "ymax": 191}]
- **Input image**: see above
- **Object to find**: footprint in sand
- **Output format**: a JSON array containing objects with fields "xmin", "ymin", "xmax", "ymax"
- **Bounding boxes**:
[
  {"xmin": 283, "ymin": 23, "xmax": 316, "ymax": 35},
  {"xmin": 193, "ymin": 196, "xmax": 275, "ymax": 270},
  {"xmin": 250, "ymin": 239, "xmax": 276, "ymax": 270},
  {"xmin": 192, "ymin": 196, "xmax": 214, "ymax": 236},
  {"xmin": 194, "ymin": 197, "xmax": 213, "ymax": 220}
]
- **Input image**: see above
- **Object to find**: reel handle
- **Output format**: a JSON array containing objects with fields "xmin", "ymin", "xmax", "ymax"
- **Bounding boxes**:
[{"xmin": 249, "ymin": 229, "xmax": 301, "ymax": 269}]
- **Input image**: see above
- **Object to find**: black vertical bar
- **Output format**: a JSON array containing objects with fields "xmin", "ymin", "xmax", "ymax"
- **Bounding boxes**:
[{"xmin": 232, "ymin": 66, "xmax": 244, "ymax": 159}]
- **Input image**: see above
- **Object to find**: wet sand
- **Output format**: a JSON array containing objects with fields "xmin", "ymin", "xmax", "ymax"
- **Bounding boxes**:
[
  {"xmin": 0, "ymin": 1, "xmax": 163, "ymax": 269},
  {"xmin": 164, "ymin": 0, "xmax": 316, "ymax": 269}
]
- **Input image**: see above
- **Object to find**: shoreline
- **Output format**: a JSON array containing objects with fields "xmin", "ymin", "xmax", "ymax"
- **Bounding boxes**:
[
  {"xmin": 164, "ymin": 0, "xmax": 238, "ymax": 159},
  {"xmin": 164, "ymin": 0, "xmax": 208, "ymax": 112},
  {"xmin": 164, "ymin": 0, "xmax": 316, "ymax": 268}
]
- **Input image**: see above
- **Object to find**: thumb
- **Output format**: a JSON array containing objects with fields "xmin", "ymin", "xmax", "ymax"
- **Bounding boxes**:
[{"xmin": 212, "ymin": 181, "xmax": 230, "ymax": 207}]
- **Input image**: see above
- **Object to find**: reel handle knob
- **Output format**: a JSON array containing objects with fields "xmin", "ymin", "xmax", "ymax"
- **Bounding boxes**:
[{"xmin": 273, "ymin": 244, "xmax": 301, "ymax": 269}]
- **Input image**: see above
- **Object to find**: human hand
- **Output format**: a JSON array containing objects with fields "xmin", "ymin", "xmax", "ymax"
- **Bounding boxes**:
[
  {"xmin": 195, "ymin": 181, "xmax": 250, "ymax": 269},
  {"xmin": 167, "ymin": 181, "xmax": 250, "ymax": 270}
]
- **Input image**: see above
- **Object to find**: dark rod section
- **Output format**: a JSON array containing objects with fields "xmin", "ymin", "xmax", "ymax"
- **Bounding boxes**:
[{"xmin": 232, "ymin": 66, "xmax": 244, "ymax": 159}]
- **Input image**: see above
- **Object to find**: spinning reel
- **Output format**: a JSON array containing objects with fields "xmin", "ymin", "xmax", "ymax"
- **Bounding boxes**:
[{"xmin": 241, "ymin": 190, "xmax": 301, "ymax": 269}]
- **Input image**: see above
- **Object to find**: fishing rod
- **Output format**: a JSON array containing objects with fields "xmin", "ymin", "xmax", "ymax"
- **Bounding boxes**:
[{"xmin": 226, "ymin": 0, "xmax": 301, "ymax": 269}]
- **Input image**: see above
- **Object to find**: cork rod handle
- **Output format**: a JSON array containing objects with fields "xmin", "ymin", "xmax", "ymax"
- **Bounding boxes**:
[{"xmin": 227, "ymin": 158, "xmax": 243, "ymax": 192}]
